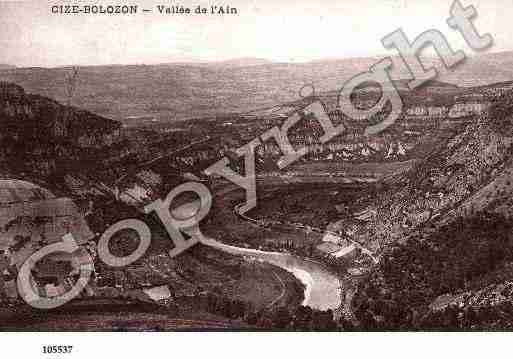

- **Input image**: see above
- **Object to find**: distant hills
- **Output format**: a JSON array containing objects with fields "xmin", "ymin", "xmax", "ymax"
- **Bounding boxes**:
[
  {"xmin": 1, "ymin": 52, "xmax": 513, "ymax": 123},
  {"xmin": 0, "ymin": 64, "xmax": 16, "ymax": 70},
  {"xmin": 164, "ymin": 57, "xmax": 274, "ymax": 68},
  {"xmin": 210, "ymin": 57, "xmax": 273, "ymax": 67}
]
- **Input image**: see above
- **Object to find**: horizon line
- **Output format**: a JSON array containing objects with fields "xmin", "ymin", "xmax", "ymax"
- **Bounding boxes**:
[{"xmin": 3, "ymin": 49, "xmax": 512, "ymax": 70}]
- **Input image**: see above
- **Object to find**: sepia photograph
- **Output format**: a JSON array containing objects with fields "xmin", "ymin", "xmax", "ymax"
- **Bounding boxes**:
[{"xmin": 1, "ymin": 0, "xmax": 513, "ymax": 354}]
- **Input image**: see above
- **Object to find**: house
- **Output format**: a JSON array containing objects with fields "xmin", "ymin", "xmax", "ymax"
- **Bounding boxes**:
[
  {"xmin": 316, "ymin": 242, "xmax": 342, "ymax": 255},
  {"xmin": 44, "ymin": 283, "xmax": 67, "ymax": 298},
  {"xmin": 322, "ymin": 233, "xmax": 343, "ymax": 244},
  {"xmin": 333, "ymin": 244, "xmax": 357, "ymax": 259},
  {"xmin": 316, "ymin": 241, "xmax": 358, "ymax": 261},
  {"xmin": 143, "ymin": 285, "xmax": 172, "ymax": 302},
  {"xmin": 448, "ymin": 102, "xmax": 488, "ymax": 118},
  {"xmin": 4, "ymin": 280, "xmax": 18, "ymax": 299}
]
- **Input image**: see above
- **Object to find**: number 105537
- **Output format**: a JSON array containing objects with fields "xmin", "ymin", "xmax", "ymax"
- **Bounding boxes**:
[{"xmin": 42, "ymin": 346, "xmax": 73, "ymax": 354}]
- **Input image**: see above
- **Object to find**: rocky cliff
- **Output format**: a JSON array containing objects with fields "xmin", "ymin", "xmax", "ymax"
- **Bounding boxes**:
[
  {"xmin": 351, "ymin": 91, "xmax": 513, "ymax": 330},
  {"xmin": 0, "ymin": 82, "xmax": 123, "ymax": 180}
]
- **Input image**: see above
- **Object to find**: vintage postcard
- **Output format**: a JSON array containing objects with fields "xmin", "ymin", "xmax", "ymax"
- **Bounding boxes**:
[{"xmin": 0, "ymin": 0, "xmax": 513, "ymax": 351}]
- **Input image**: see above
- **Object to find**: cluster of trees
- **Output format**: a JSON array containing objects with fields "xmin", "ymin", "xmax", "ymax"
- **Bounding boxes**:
[
  {"xmin": 190, "ymin": 292, "xmax": 351, "ymax": 331},
  {"xmin": 488, "ymin": 95, "xmax": 513, "ymax": 134},
  {"xmin": 353, "ymin": 211, "xmax": 513, "ymax": 330},
  {"xmin": 421, "ymin": 301, "xmax": 513, "ymax": 330}
]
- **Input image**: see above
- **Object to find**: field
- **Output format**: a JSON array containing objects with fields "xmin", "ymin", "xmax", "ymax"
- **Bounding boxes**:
[
  {"xmin": 103, "ymin": 241, "xmax": 305, "ymax": 312},
  {"xmin": 248, "ymin": 183, "xmax": 367, "ymax": 229},
  {"xmin": 220, "ymin": 260, "xmax": 304, "ymax": 309},
  {"xmin": 0, "ymin": 301, "xmax": 252, "ymax": 331},
  {"xmin": 285, "ymin": 160, "xmax": 416, "ymax": 179}
]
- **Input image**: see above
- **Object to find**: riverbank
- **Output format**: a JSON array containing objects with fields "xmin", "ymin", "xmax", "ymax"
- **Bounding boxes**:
[
  {"xmin": 202, "ymin": 182, "xmax": 348, "ymax": 312},
  {"xmin": 202, "ymin": 238, "xmax": 341, "ymax": 311}
]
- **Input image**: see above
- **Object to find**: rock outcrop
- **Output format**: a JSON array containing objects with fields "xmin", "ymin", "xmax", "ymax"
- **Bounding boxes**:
[{"xmin": 0, "ymin": 82, "xmax": 123, "ymax": 179}]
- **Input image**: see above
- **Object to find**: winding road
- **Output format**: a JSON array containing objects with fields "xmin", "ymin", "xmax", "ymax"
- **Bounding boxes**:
[
  {"xmin": 168, "ymin": 180, "xmax": 344, "ymax": 311},
  {"xmin": 188, "ymin": 181, "xmax": 345, "ymax": 311}
]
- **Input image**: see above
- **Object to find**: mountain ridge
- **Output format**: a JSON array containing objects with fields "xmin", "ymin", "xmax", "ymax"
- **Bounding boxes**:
[
  {"xmin": 351, "ymin": 93, "xmax": 513, "ymax": 329},
  {"xmin": 2, "ymin": 51, "xmax": 513, "ymax": 123}
]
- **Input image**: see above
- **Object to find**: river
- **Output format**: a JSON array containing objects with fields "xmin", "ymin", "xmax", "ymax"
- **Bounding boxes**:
[
  {"xmin": 128, "ymin": 160, "xmax": 408, "ymax": 312},
  {"xmin": 201, "ymin": 237, "xmax": 342, "ymax": 310},
  {"xmin": 172, "ymin": 184, "xmax": 344, "ymax": 311}
]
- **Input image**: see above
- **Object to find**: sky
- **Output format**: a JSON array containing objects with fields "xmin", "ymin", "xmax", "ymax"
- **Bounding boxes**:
[{"xmin": 0, "ymin": 0, "xmax": 511, "ymax": 67}]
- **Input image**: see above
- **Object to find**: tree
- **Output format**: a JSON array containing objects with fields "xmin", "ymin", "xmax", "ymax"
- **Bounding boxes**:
[
  {"xmin": 65, "ymin": 67, "xmax": 79, "ymax": 107},
  {"xmin": 246, "ymin": 311, "xmax": 258, "ymax": 325},
  {"xmin": 272, "ymin": 306, "xmax": 293, "ymax": 329},
  {"xmin": 54, "ymin": 67, "xmax": 79, "ymax": 138}
]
